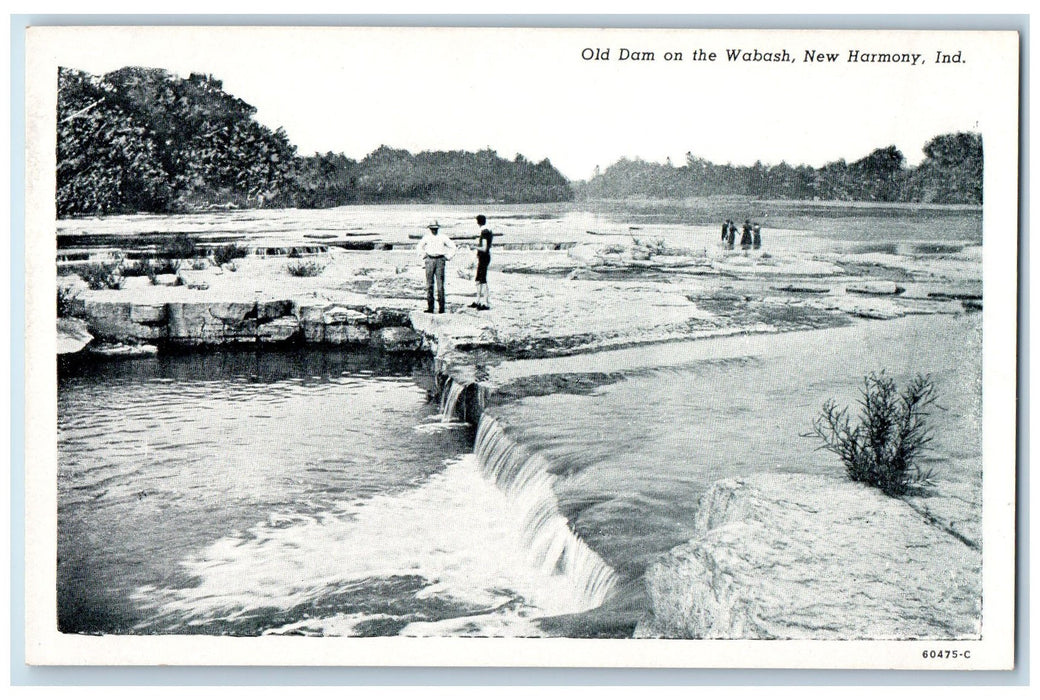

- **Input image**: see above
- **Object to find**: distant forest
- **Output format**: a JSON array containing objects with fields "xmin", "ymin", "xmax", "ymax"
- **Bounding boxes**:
[
  {"xmin": 579, "ymin": 134, "xmax": 983, "ymax": 205},
  {"xmin": 56, "ymin": 66, "xmax": 982, "ymax": 217},
  {"xmin": 56, "ymin": 67, "xmax": 573, "ymax": 217}
]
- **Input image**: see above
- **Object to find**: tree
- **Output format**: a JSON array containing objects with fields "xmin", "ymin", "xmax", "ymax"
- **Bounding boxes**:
[
  {"xmin": 57, "ymin": 66, "xmax": 298, "ymax": 216},
  {"xmin": 908, "ymin": 133, "xmax": 983, "ymax": 204},
  {"xmin": 57, "ymin": 68, "xmax": 171, "ymax": 216},
  {"xmin": 851, "ymin": 146, "xmax": 906, "ymax": 202}
]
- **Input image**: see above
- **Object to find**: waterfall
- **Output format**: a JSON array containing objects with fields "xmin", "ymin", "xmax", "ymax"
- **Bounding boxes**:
[
  {"xmin": 439, "ymin": 376, "xmax": 467, "ymax": 423},
  {"xmin": 474, "ymin": 416, "xmax": 618, "ymax": 610}
]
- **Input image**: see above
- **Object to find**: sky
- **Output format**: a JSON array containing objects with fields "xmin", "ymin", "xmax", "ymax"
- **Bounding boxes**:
[{"xmin": 34, "ymin": 26, "xmax": 1004, "ymax": 180}]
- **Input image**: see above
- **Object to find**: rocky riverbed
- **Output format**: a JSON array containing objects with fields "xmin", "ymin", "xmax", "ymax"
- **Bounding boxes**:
[{"xmin": 56, "ymin": 235, "xmax": 984, "ymax": 640}]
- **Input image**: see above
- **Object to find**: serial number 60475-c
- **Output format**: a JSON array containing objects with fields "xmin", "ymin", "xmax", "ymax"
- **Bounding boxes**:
[{"xmin": 922, "ymin": 650, "xmax": 973, "ymax": 660}]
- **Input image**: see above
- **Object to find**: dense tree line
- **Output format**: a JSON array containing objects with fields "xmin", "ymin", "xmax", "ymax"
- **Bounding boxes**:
[
  {"xmin": 57, "ymin": 67, "xmax": 573, "ymax": 216},
  {"xmin": 57, "ymin": 67, "xmax": 297, "ymax": 216},
  {"xmin": 57, "ymin": 66, "xmax": 981, "ymax": 216},
  {"xmin": 293, "ymin": 147, "xmax": 573, "ymax": 207},
  {"xmin": 579, "ymin": 134, "xmax": 983, "ymax": 205}
]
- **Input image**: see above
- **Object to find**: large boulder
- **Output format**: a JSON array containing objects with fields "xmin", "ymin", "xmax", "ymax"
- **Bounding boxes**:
[{"xmin": 635, "ymin": 473, "xmax": 981, "ymax": 640}]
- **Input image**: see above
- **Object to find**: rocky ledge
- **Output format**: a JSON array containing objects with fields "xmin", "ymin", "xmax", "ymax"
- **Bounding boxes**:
[
  {"xmin": 635, "ymin": 473, "xmax": 981, "ymax": 640},
  {"xmin": 63, "ymin": 296, "xmax": 421, "ymax": 353}
]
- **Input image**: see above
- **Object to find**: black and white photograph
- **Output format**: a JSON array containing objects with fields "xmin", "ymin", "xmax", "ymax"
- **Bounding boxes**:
[{"xmin": 22, "ymin": 24, "xmax": 1019, "ymax": 669}]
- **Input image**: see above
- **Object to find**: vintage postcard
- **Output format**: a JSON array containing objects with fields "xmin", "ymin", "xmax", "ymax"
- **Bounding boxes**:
[{"xmin": 22, "ymin": 25, "xmax": 1019, "ymax": 669}]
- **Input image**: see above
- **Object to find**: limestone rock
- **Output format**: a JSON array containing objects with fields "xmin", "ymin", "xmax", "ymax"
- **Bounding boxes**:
[
  {"xmin": 847, "ymin": 281, "xmax": 905, "ymax": 295},
  {"xmin": 257, "ymin": 300, "xmax": 294, "ymax": 321},
  {"xmin": 323, "ymin": 306, "xmax": 367, "ymax": 325},
  {"xmin": 83, "ymin": 301, "xmax": 167, "ymax": 341},
  {"xmin": 130, "ymin": 303, "xmax": 166, "ymax": 324},
  {"xmin": 296, "ymin": 303, "xmax": 329, "ymax": 323},
  {"xmin": 57, "ymin": 317, "xmax": 92, "ymax": 354},
  {"xmin": 636, "ymin": 474, "xmax": 981, "ymax": 640},
  {"xmin": 376, "ymin": 326, "xmax": 421, "ymax": 353},
  {"xmin": 366, "ymin": 276, "xmax": 426, "ymax": 300},
  {"xmin": 367, "ymin": 307, "xmax": 413, "ymax": 328},
  {"xmin": 120, "ymin": 276, "xmax": 152, "ymax": 291},
  {"xmin": 325, "ymin": 323, "xmax": 371, "ymax": 344},
  {"xmin": 774, "ymin": 284, "xmax": 831, "ymax": 294},
  {"xmin": 257, "ymin": 316, "xmax": 300, "ymax": 343},
  {"xmin": 88, "ymin": 343, "xmax": 158, "ymax": 358},
  {"xmin": 167, "ymin": 302, "xmax": 256, "ymax": 344},
  {"xmin": 177, "ymin": 270, "xmax": 212, "ymax": 289}
]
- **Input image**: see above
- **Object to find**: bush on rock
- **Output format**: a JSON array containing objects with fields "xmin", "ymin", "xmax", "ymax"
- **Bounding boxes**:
[{"xmin": 808, "ymin": 371, "xmax": 938, "ymax": 497}]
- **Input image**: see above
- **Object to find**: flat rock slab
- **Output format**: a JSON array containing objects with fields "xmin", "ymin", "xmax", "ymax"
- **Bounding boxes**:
[
  {"xmin": 88, "ymin": 343, "xmax": 159, "ymax": 358},
  {"xmin": 927, "ymin": 290, "xmax": 983, "ymax": 301},
  {"xmin": 57, "ymin": 318, "xmax": 93, "ymax": 354},
  {"xmin": 847, "ymin": 281, "xmax": 905, "ymax": 295},
  {"xmin": 636, "ymin": 473, "xmax": 981, "ymax": 640},
  {"xmin": 774, "ymin": 284, "xmax": 831, "ymax": 294}
]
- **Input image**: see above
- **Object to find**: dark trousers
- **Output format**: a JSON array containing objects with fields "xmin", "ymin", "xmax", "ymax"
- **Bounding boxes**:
[{"xmin": 425, "ymin": 256, "xmax": 446, "ymax": 311}]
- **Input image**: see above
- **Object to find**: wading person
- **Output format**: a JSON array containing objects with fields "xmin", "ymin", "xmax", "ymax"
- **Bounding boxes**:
[
  {"xmin": 417, "ymin": 221, "xmax": 456, "ymax": 313},
  {"xmin": 470, "ymin": 214, "xmax": 493, "ymax": 311},
  {"xmin": 741, "ymin": 219, "xmax": 753, "ymax": 250},
  {"xmin": 752, "ymin": 223, "xmax": 762, "ymax": 249},
  {"xmin": 726, "ymin": 220, "xmax": 736, "ymax": 249}
]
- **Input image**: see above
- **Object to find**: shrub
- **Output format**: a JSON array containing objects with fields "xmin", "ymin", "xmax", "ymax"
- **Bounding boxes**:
[
  {"xmin": 212, "ymin": 243, "xmax": 249, "ymax": 266},
  {"xmin": 632, "ymin": 237, "xmax": 669, "ymax": 256},
  {"xmin": 149, "ymin": 258, "xmax": 180, "ymax": 276},
  {"xmin": 79, "ymin": 262, "xmax": 122, "ymax": 290},
  {"xmin": 807, "ymin": 372, "xmax": 938, "ymax": 497},
  {"xmin": 119, "ymin": 259, "xmax": 152, "ymax": 277},
  {"xmin": 162, "ymin": 233, "xmax": 199, "ymax": 260},
  {"xmin": 121, "ymin": 258, "xmax": 180, "ymax": 283},
  {"xmin": 286, "ymin": 260, "xmax": 326, "ymax": 277},
  {"xmin": 57, "ymin": 285, "xmax": 80, "ymax": 317}
]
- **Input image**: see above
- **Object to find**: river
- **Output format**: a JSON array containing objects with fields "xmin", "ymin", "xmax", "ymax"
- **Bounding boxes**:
[{"xmin": 55, "ymin": 201, "xmax": 983, "ymax": 637}]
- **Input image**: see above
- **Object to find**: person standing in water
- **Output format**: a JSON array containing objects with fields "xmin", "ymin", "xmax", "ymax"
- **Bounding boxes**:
[
  {"xmin": 752, "ymin": 222, "xmax": 762, "ymax": 249},
  {"xmin": 470, "ymin": 214, "xmax": 493, "ymax": 311},
  {"xmin": 727, "ymin": 220, "xmax": 737, "ymax": 249},
  {"xmin": 741, "ymin": 219, "xmax": 753, "ymax": 250},
  {"xmin": 416, "ymin": 221, "xmax": 456, "ymax": 314}
]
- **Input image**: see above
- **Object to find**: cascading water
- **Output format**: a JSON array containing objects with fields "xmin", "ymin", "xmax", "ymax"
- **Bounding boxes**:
[
  {"xmin": 474, "ymin": 415, "xmax": 618, "ymax": 610},
  {"xmin": 439, "ymin": 376, "xmax": 467, "ymax": 423}
]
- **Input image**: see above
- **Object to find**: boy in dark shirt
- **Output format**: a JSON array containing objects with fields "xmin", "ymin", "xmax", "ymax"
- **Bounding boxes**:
[{"xmin": 470, "ymin": 214, "xmax": 494, "ymax": 310}]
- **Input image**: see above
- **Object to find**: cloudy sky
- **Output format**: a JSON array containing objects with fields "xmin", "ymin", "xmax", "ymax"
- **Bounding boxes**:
[{"xmin": 33, "ymin": 26, "xmax": 1009, "ymax": 179}]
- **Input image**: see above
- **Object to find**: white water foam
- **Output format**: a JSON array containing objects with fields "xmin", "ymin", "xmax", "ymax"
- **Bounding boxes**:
[
  {"xmin": 474, "ymin": 416, "xmax": 618, "ymax": 608},
  {"xmin": 133, "ymin": 454, "xmax": 604, "ymax": 635},
  {"xmin": 439, "ymin": 376, "xmax": 468, "ymax": 423}
]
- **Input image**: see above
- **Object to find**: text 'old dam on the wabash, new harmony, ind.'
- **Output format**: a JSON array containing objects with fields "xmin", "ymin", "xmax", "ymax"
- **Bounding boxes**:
[{"xmin": 580, "ymin": 47, "xmax": 965, "ymax": 65}]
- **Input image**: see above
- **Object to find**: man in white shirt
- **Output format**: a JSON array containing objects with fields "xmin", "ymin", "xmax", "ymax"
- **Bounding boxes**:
[{"xmin": 416, "ymin": 221, "xmax": 457, "ymax": 313}]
